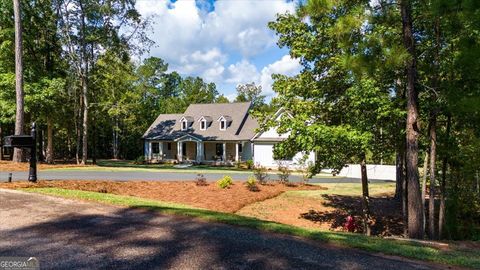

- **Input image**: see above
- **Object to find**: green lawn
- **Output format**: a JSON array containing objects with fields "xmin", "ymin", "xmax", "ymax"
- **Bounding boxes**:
[{"xmin": 22, "ymin": 187, "xmax": 480, "ymax": 269}]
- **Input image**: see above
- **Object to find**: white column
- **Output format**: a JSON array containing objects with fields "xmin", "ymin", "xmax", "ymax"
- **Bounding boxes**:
[
  {"xmin": 177, "ymin": 141, "xmax": 182, "ymax": 162},
  {"xmin": 144, "ymin": 141, "xmax": 150, "ymax": 161},
  {"xmin": 196, "ymin": 141, "xmax": 203, "ymax": 162},
  {"xmin": 235, "ymin": 142, "xmax": 239, "ymax": 162},
  {"xmin": 222, "ymin": 142, "xmax": 226, "ymax": 162},
  {"xmin": 149, "ymin": 141, "xmax": 152, "ymax": 160},
  {"xmin": 159, "ymin": 142, "xmax": 163, "ymax": 160}
]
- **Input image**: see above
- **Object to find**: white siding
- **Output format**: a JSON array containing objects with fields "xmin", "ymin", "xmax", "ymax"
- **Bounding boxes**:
[
  {"xmin": 255, "ymin": 112, "xmax": 290, "ymax": 140},
  {"xmin": 252, "ymin": 110, "xmax": 315, "ymax": 169},
  {"xmin": 253, "ymin": 142, "xmax": 315, "ymax": 169},
  {"xmin": 336, "ymin": 164, "xmax": 396, "ymax": 180}
]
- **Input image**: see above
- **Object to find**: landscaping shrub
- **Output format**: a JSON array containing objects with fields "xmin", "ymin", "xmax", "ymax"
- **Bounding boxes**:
[
  {"xmin": 234, "ymin": 160, "xmax": 242, "ymax": 169},
  {"xmin": 133, "ymin": 155, "xmax": 145, "ymax": 164},
  {"xmin": 97, "ymin": 187, "xmax": 108, "ymax": 193},
  {"xmin": 253, "ymin": 163, "xmax": 268, "ymax": 184},
  {"xmin": 246, "ymin": 159, "xmax": 254, "ymax": 169},
  {"xmin": 277, "ymin": 161, "xmax": 291, "ymax": 185},
  {"xmin": 296, "ymin": 155, "xmax": 313, "ymax": 185},
  {"xmin": 246, "ymin": 176, "xmax": 259, "ymax": 192},
  {"xmin": 195, "ymin": 174, "xmax": 208, "ymax": 186},
  {"xmin": 217, "ymin": 175, "xmax": 233, "ymax": 189}
]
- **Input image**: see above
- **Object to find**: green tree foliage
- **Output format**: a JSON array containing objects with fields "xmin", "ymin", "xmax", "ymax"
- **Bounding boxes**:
[
  {"xmin": 267, "ymin": 0, "xmax": 480, "ymax": 239},
  {"xmin": 0, "ymin": 0, "xmax": 227, "ymax": 162},
  {"xmin": 234, "ymin": 82, "xmax": 265, "ymax": 109}
]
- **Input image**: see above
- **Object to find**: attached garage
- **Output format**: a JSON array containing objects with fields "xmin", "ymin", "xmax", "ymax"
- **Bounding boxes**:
[{"xmin": 251, "ymin": 108, "xmax": 315, "ymax": 168}]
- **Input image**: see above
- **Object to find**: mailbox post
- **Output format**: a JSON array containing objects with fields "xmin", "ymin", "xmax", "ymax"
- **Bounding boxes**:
[
  {"xmin": 3, "ymin": 123, "xmax": 37, "ymax": 182},
  {"xmin": 28, "ymin": 123, "xmax": 37, "ymax": 182}
]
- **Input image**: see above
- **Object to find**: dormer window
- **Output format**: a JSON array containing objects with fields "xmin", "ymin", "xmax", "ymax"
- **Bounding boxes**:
[
  {"xmin": 217, "ymin": 115, "xmax": 232, "ymax": 131},
  {"xmin": 180, "ymin": 116, "xmax": 193, "ymax": 131},
  {"xmin": 198, "ymin": 116, "xmax": 212, "ymax": 131}
]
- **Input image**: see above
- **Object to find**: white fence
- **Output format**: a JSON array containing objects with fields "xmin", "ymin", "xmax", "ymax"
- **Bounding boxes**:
[{"xmin": 324, "ymin": 164, "xmax": 396, "ymax": 181}]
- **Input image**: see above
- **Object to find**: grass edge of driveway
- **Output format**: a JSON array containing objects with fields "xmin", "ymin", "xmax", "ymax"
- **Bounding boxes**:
[{"xmin": 19, "ymin": 187, "xmax": 479, "ymax": 269}]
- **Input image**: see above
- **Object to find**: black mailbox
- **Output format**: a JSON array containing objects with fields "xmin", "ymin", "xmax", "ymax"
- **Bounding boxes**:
[
  {"xmin": 3, "ymin": 123, "xmax": 38, "ymax": 182},
  {"xmin": 4, "ymin": 135, "xmax": 34, "ymax": 148}
]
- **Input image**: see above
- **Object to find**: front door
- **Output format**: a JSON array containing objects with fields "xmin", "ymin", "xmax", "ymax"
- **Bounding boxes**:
[
  {"xmin": 215, "ymin": 143, "xmax": 223, "ymax": 160},
  {"xmin": 182, "ymin": 142, "xmax": 187, "ymax": 157}
]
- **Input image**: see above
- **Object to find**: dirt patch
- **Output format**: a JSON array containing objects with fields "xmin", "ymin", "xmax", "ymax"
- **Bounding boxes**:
[
  {"xmin": 0, "ymin": 161, "xmax": 90, "ymax": 171},
  {"xmin": 0, "ymin": 180, "xmax": 324, "ymax": 213},
  {"xmin": 238, "ymin": 192, "xmax": 404, "ymax": 237}
]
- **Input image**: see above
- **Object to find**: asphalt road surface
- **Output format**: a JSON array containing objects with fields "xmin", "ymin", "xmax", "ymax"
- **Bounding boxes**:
[
  {"xmin": 0, "ymin": 170, "xmax": 393, "ymax": 183},
  {"xmin": 0, "ymin": 189, "xmax": 440, "ymax": 270}
]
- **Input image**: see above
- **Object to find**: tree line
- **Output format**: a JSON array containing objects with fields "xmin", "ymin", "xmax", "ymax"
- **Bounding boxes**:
[
  {"xmin": 266, "ymin": 0, "xmax": 479, "ymax": 240},
  {"xmin": 0, "ymin": 0, "xmax": 265, "ymax": 163}
]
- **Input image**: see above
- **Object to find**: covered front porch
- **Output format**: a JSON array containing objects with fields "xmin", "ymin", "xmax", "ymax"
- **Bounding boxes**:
[{"xmin": 145, "ymin": 136, "xmax": 247, "ymax": 165}]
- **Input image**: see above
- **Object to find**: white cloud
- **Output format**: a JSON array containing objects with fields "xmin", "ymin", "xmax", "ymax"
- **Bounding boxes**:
[
  {"xmin": 136, "ymin": 0, "xmax": 296, "ymax": 81},
  {"xmin": 225, "ymin": 93, "xmax": 238, "ymax": 102},
  {"xmin": 174, "ymin": 48, "xmax": 227, "ymax": 82},
  {"xmin": 135, "ymin": 0, "xmax": 302, "ymax": 100},
  {"xmin": 259, "ymin": 55, "xmax": 302, "ymax": 96},
  {"xmin": 225, "ymin": 60, "xmax": 259, "ymax": 84}
]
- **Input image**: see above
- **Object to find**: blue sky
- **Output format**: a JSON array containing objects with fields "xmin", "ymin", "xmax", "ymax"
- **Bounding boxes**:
[{"xmin": 136, "ymin": 0, "xmax": 302, "ymax": 100}]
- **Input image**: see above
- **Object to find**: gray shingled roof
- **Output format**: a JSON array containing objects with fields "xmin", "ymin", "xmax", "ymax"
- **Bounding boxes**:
[{"xmin": 143, "ymin": 102, "xmax": 259, "ymax": 141}]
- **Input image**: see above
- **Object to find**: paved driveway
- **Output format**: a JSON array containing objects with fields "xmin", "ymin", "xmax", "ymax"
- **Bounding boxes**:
[
  {"xmin": 0, "ymin": 170, "xmax": 393, "ymax": 183},
  {"xmin": 0, "ymin": 189, "xmax": 438, "ymax": 270}
]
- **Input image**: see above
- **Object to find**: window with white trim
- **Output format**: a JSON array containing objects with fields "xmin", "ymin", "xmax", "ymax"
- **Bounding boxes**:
[
  {"xmin": 181, "ymin": 120, "xmax": 188, "ymax": 131},
  {"xmin": 200, "ymin": 120, "xmax": 207, "ymax": 130},
  {"xmin": 220, "ymin": 120, "xmax": 226, "ymax": 130},
  {"xmin": 152, "ymin": 142, "xmax": 159, "ymax": 154}
]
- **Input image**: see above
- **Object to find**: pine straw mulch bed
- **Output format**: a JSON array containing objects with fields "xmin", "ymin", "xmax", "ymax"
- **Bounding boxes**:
[
  {"xmin": 238, "ymin": 192, "xmax": 404, "ymax": 237},
  {"xmin": 0, "ymin": 180, "xmax": 324, "ymax": 213},
  {"xmin": 0, "ymin": 161, "xmax": 90, "ymax": 171}
]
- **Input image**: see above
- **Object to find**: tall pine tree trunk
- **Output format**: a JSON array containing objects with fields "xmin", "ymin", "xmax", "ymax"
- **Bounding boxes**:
[
  {"xmin": 75, "ymin": 97, "xmax": 82, "ymax": 164},
  {"xmin": 37, "ymin": 126, "xmax": 44, "ymax": 162},
  {"xmin": 361, "ymin": 155, "xmax": 372, "ymax": 236},
  {"xmin": 428, "ymin": 17, "xmax": 441, "ymax": 240},
  {"xmin": 428, "ymin": 113, "xmax": 437, "ymax": 239},
  {"xmin": 400, "ymin": 0, "xmax": 424, "ymax": 239},
  {"xmin": 394, "ymin": 77, "xmax": 405, "ymax": 201},
  {"xmin": 80, "ymin": 0, "xmax": 88, "ymax": 165},
  {"xmin": 438, "ymin": 115, "xmax": 451, "ymax": 238},
  {"xmin": 46, "ymin": 117, "xmax": 54, "ymax": 163},
  {"xmin": 395, "ymin": 149, "xmax": 404, "ymax": 200},
  {"xmin": 421, "ymin": 151, "xmax": 428, "ymax": 235},
  {"xmin": 113, "ymin": 118, "xmax": 119, "ymax": 159},
  {"xmin": 81, "ymin": 75, "xmax": 88, "ymax": 165},
  {"xmin": 12, "ymin": 0, "xmax": 24, "ymax": 162},
  {"xmin": 402, "ymin": 152, "xmax": 408, "ymax": 236}
]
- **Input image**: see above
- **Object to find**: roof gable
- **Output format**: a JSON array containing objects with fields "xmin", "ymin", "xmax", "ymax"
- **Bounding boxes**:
[
  {"xmin": 252, "ymin": 108, "xmax": 292, "ymax": 141},
  {"xmin": 143, "ymin": 102, "xmax": 259, "ymax": 141}
]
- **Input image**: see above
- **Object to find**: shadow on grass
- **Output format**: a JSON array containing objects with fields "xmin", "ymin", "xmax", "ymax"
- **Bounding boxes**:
[
  {"xmin": 17, "ymin": 188, "xmax": 480, "ymax": 269},
  {"xmin": 300, "ymin": 194, "xmax": 404, "ymax": 236}
]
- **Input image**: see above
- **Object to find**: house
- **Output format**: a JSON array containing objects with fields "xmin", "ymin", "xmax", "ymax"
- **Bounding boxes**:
[
  {"xmin": 142, "ymin": 102, "xmax": 315, "ymax": 167},
  {"xmin": 251, "ymin": 108, "xmax": 315, "ymax": 168}
]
